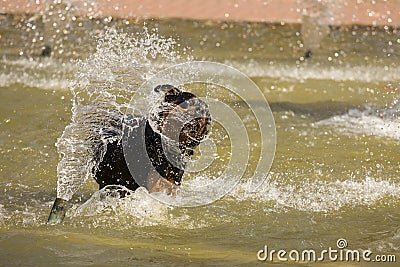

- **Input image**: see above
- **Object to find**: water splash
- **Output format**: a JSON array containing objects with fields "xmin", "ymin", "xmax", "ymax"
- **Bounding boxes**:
[
  {"xmin": 41, "ymin": 0, "xmax": 75, "ymax": 56},
  {"xmin": 63, "ymin": 171, "xmax": 400, "ymax": 229},
  {"xmin": 299, "ymin": 0, "xmax": 333, "ymax": 56},
  {"xmin": 226, "ymin": 60, "xmax": 400, "ymax": 82},
  {"xmin": 247, "ymin": 174, "xmax": 400, "ymax": 213},
  {"xmin": 56, "ymin": 27, "xmax": 187, "ymax": 201},
  {"xmin": 70, "ymin": 186, "xmax": 171, "ymax": 227},
  {"xmin": 68, "ymin": 186, "xmax": 211, "ymax": 229},
  {"xmin": 0, "ymin": 57, "xmax": 73, "ymax": 90},
  {"xmin": 316, "ymin": 99, "xmax": 400, "ymax": 140},
  {"xmin": 39, "ymin": 0, "xmax": 106, "ymax": 56}
]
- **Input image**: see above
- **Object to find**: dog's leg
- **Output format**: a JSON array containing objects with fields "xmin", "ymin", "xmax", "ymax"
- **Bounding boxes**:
[
  {"xmin": 147, "ymin": 171, "xmax": 180, "ymax": 197},
  {"xmin": 47, "ymin": 197, "xmax": 67, "ymax": 224}
]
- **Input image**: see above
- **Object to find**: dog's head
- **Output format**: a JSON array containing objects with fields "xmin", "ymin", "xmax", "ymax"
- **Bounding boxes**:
[
  {"xmin": 146, "ymin": 85, "xmax": 212, "ymax": 195},
  {"xmin": 150, "ymin": 84, "xmax": 212, "ymax": 150}
]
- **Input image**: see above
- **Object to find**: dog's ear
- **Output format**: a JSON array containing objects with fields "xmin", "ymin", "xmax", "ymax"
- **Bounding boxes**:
[
  {"xmin": 154, "ymin": 84, "xmax": 178, "ymax": 93},
  {"xmin": 154, "ymin": 85, "xmax": 181, "ymax": 102}
]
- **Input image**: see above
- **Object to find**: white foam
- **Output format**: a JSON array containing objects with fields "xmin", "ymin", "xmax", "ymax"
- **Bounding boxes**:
[
  {"xmin": 231, "ymin": 174, "xmax": 400, "ymax": 213},
  {"xmin": 0, "ymin": 57, "xmax": 74, "ymax": 90},
  {"xmin": 0, "ymin": 204, "xmax": 7, "ymax": 223},
  {"xmin": 66, "ymin": 173, "xmax": 400, "ymax": 229},
  {"xmin": 70, "ymin": 186, "xmax": 209, "ymax": 229},
  {"xmin": 3, "ymin": 57, "xmax": 75, "ymax": 71},
  {"xmin": 71, "ymin": 187, "xmax": 168, "ymax": 227},
  {"xmin": 0, "ymin": 73, "xmax": 70, "ymax": 90},
  {"xmin": 316, "ymin": 107, "xmax": 400, "ymax": 140},
  {"xmin": 226, "ymin": 60, "xmax": 400, "ymax": 82}
]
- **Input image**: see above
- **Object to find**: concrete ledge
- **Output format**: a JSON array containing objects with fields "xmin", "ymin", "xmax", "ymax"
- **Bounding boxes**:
[{"xmin": 1, "ymin": 0, "xmax": 400, "ymax": 26}]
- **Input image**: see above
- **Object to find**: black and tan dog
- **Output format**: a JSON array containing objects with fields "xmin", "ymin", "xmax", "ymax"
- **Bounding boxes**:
[{"xmin": 48, "ymin": 85, "xmax": 211, "ymax": 223}]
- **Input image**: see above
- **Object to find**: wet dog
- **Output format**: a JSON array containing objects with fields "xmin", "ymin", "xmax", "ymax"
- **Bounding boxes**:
[{"xmin": 47, "ymin": 85, "xmax": 211, "ymax": 223}]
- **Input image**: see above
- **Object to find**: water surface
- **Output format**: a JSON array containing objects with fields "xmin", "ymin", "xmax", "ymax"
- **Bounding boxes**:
[{"xmin": 0, "ymin": 16, "xmax": 399, "ymax": 266}]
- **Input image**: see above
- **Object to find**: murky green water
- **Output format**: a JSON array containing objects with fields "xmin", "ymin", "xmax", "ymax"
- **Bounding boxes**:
[{"xmin": 1, "ymin": 15, "xmax": 399, "ymax": 266}]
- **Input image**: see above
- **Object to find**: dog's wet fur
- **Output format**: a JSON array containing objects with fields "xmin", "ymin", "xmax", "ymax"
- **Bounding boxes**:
[{"xmin": 47, "ymin": 85, "xmax": 211, "ymax": 224}]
